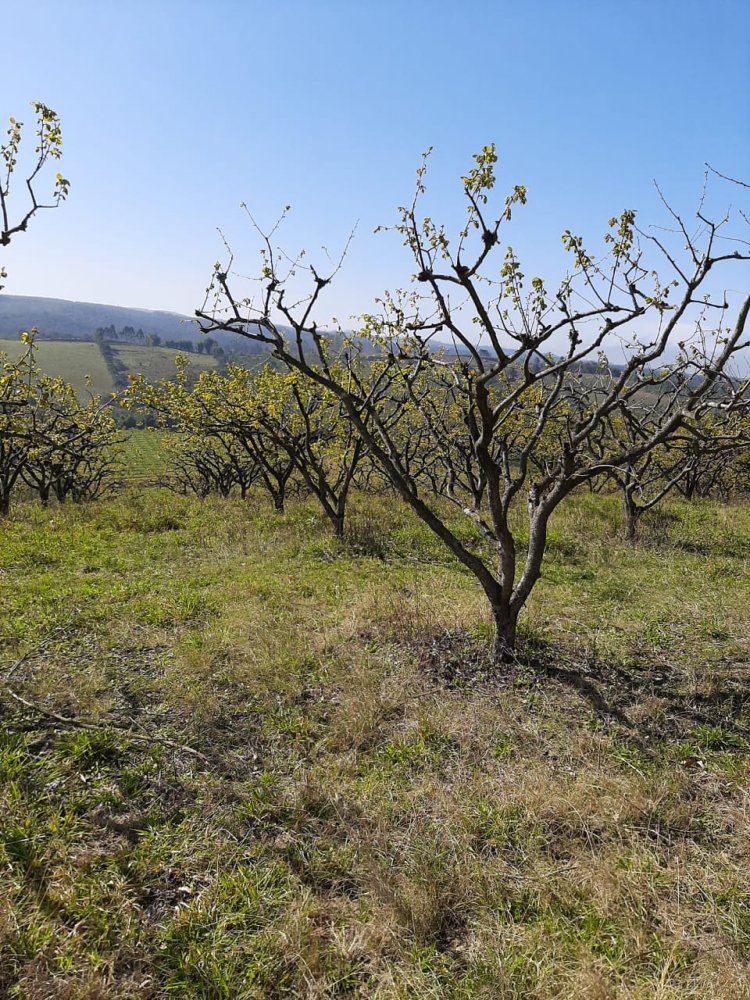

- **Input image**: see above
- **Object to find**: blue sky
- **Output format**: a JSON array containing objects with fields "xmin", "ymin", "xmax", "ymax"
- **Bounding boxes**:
[{"xmin": 3, "ymin": 0, "xmax": 749, "ymax": 327}]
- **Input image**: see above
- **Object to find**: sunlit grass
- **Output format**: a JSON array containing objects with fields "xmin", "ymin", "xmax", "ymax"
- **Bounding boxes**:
[
  {"xmin": 0, "ymin": 338, "xmax": 113, "ymax": 396},
  {"xmin": 1, "ymin": 488, "xmax": 749, "ymax": 997}
]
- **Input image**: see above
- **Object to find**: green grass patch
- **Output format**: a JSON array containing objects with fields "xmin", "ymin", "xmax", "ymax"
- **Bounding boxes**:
[
  {"xmin": 120, "ymin": 428, "xmax": 172, "ymax": 480},
  {"xmin": 0, "ymin": 338, "xmax": 114, "ymax": 396},
  {"xmin": 1, "ymin": 489, "xmax": 749, "ymax": 997},
  {"xmin": 113, "ymin": 344, "xmax": 218, "ymax": 382}
]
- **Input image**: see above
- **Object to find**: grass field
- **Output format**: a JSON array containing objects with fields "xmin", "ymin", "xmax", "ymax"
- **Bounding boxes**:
[
  {"xmin": 112, "ymin": 345, "xmax": 218, "ymax": 383},
  {"xmin": 0, "ymin": 339, "xmax": 114, "ymax": 397},
  {"xmin": 1, "ymin": 489, "xmax": 749, "ymax": 998},
  {"xmin": 120, "ymin": 429, "xmax": 172, "ymax": 482},
  {"xmin": 0, "ymin": 339, "xmax": 219, "ymax": 399}
]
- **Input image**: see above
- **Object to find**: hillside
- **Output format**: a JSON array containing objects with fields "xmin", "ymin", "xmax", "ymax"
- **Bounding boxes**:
[
  {"xmin": 0, "ymin": 294, "xmax": 202, "ymax": 343},
  {"xmin": 0, "ymin": 294, "xmax": 282, "ymax": 356},
  {"xmin": 0, "ymin": 295, "xmax": 687, "ymax": 376},
  {"xmin": 0, "ymin": 338, "xmax": 219, "ymax": 397},
  {"xmin": 0, "ymin": 339, "xmax": 114, "ymax": 396},
  {"xmin": 113, "ymin": 344, "xmax": 218, "ymax": 383},
  {"xmin": 0, "ymin": 294, "xmax": 365, "ymax": 358}
]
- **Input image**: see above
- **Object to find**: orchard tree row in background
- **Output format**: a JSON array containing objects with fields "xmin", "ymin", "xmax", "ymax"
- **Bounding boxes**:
[
  {"xmin": 195, "ymin": 146, "xmax": 750, "ymax": 664},
  {"xmin": 127, "ymin": 362, "xmax": 369, "ymax": 534},
  {"xmin": 0, "ymin": 334, "xmax": 122, "ymax": 515},
  {"xmin": 128, "ymin": 349, "xmax": 750, "ymax": 543},
  {"xmin": 3, "ymin": 98, "xmax": 749, "ymax": 666}
]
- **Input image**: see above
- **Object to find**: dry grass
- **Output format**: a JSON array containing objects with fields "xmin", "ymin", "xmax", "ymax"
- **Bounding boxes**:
[{"xmin": 0, "ymin": 489, "xmax": 749, "ymax": 997}]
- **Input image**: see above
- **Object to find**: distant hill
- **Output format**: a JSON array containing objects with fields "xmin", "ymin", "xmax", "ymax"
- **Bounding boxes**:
[
  {"xmin": 0, "ymin": 294, "xmax": 336, "ymax": 356},
  {"xmin": 0, "ymin": 294, "xmax": 365, "ymax": 358},
  {"xmin": 0, "ymin": 294, "xmax": 204, "ymax": 343},
  {"xmin": 5, "ymin": 293, "xmax": 634, "ymax": 370},
  {"xmin": 0, "ymin": 294, "xmax": 720, "ymax": 442}
]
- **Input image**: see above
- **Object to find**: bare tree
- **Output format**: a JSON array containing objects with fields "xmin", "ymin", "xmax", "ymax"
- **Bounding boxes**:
[
  {"xmin": 1, "ymin": 337, "xmax": 121, "ymax": 513},
  {"xmin": 127, "ymin": 366, "xmax": 299, "ymax": 511},
  {"xmin": 0, "ymin": 337, "xmax": 35, "ymax": 515},
  {"xmin": 1, "ymin": 103, "xmax": 69, "ymax": 506},
  {"xmin": 1, "ymin": 102, "xmax": 69, "ymax": 288},
  {"xmin": 197, "ymin": 148, "xmax": 750, "ymax": 665},
  {"xmin": 597, "ymin": 404, "xmax": 750, "ymax": 539},
  {"xmin": 35, "ymin": 395, "xmax": 122, "ymax": 505}
]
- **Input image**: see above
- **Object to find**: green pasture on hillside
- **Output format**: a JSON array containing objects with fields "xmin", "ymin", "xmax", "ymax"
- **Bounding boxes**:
[
  {"xmin": 0, "ymin": 338, "xmax": 114, "ymax": 397},
  {"xmin": 113, "ymin": 344, "xmax": 218, "ymax": 382},
  {"xmin": 0, "ymin": 339, "xmax": 219, "ymax": 399}
]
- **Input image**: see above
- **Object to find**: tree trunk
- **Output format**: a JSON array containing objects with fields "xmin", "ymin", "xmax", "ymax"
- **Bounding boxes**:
[
  {"xmin": 0, "ymin": 489, "xmax": 10, "ymax": 518},
  {"xmin": 624, "ymin": 511, "xmax": 638, "ymax": 543},
  {"xmin": 623, "ymin": 490, "xmax": 640, "ymax": 543},
  {"xmin": 491, "ymin": 602, "xmax": 518, "ymax": 665},
  {"xmin": 272, "ymin": 489, "xmax": 285, "ymax": 513}
]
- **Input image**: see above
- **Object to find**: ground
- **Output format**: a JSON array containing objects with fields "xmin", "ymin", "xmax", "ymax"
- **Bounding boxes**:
[{"xmin": 0, "ymin": 489, "xmax": 748, "ymax": 999}]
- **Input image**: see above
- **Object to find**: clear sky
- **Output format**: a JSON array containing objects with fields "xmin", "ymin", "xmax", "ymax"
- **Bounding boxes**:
[{"xmin": 2, "ymin": 0, "xmax": 749, "ymax": 327}]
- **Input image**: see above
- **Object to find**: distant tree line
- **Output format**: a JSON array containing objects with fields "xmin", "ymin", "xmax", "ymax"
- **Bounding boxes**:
[
  {"xmin": 94, "ymin": 324, "xmax": 147, "ymax": 344},
  {"xmin": 93, "ymin": 325, "xmax": 226, "ymax": 358},
  {"xmin": 95, "ymin": 337, "xmax": 129, "ymax": 390}
]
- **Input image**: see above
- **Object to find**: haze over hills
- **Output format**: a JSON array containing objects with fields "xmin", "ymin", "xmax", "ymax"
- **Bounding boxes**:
[
  {"xmin": 0, "ymin": 294, "xmax": 369, "ymax": 358},
  {"xmin": 0, "ymin": 293, "xmax": 524, "ymax": 360},
  {"xmin": 0, "ymin": 294, "xmax": 359, "ymax": 357},
  {"xmin": 0, "ymin": 294, "xmax": 255, "ymax": 350},
  {"xmin": 1, "ymin": 294, "xmax": 694, "ymax": 372}
]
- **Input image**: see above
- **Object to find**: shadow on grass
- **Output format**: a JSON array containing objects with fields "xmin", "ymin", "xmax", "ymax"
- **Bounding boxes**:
[{"xmin": 415, "ymin": 628, "xmax": 750, "ymax": 746}]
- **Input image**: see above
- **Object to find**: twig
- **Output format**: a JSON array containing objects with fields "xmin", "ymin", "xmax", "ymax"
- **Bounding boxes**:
[
  {"xmin": 2, "ymin": 630, "xmax": 211, "ymax": 763},
  {"xmin": 3, "ymin": 649, "xmax": 36, "ymax": 682},
  {"xmin": 2, "ymin": 683, "xmax": 211, "ymax": 764},
  {"xmin": 705, "ymin": 163, "xmax": 750, "ymax": 189}
]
